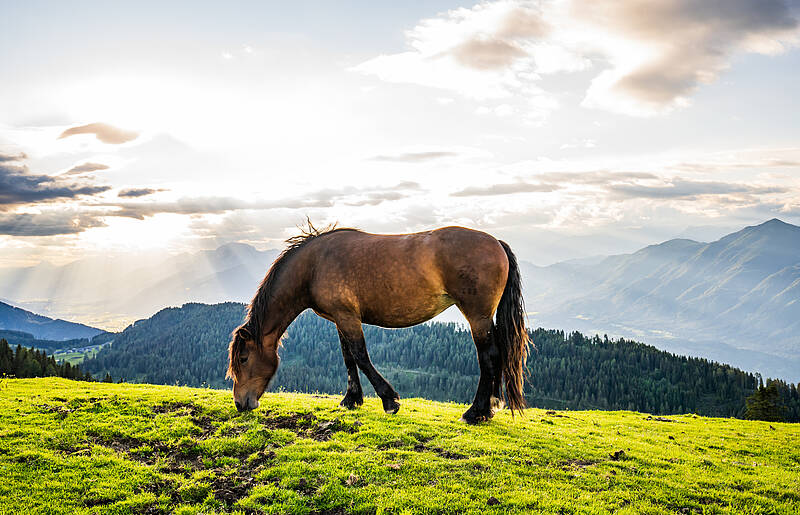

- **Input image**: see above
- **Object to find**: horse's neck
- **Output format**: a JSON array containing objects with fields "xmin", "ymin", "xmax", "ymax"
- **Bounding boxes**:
[{"xmin": 258, "ymin": 254, "xmax": 311, "ymax": 339}]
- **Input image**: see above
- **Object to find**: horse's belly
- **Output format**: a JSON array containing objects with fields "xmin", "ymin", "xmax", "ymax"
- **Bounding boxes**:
[{"xmin": 360, "ymin": 293, "xmax": 455, "ymax": 328}]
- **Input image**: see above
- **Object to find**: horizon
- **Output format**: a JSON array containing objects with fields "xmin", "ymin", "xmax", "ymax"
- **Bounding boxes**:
[
  {"xmin": 2, "ymin": 1, "xmax": 800, "ymax": 268},
  {"xmin": 1, "ymin": 216, "xmax": 795, "ymax": 273}
]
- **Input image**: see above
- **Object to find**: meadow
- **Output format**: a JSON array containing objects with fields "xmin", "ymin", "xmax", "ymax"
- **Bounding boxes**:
[{"xmin": 1, "ymin": 378, "xmax": 798, "ymax": 514}]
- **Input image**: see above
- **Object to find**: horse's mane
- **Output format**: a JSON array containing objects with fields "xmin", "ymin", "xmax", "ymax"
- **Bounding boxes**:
[{"xmin": 228, "ymin": 221, "xmax": 359, "ymax": 379}]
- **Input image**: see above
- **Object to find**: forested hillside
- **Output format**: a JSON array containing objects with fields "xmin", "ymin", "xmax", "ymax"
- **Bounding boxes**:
[
  {"xmin": 0, "ymin": 329, "xmax": 113, "ymax": 353},
  {"xmin": 81, "ymin": 303, "xmax": 800, "ymax": 419},
  {"xmin": 0, "ymin": 339, "xmax": 94, "ymax": 381}
]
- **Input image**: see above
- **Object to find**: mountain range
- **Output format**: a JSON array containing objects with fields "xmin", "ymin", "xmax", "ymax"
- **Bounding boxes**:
[
  {"xmin": 0, "ymin": 301, "xmax": 103, "ymax": 341},
  {"xmin": 1, "ymin": 219, "xmax": 798, "ymax": 381},
  {"xmin": 522, "ymin": 219, "xmax": 800, "ymax": 381},
  {"xmin": 0, "ymin": 243, "xmax": 278, "ymax": 330}
]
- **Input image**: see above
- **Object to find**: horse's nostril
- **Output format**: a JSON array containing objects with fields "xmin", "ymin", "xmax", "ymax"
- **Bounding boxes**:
[{"xmin": 235, "ymin": 400, "xmax": 244, "ymax": 412}]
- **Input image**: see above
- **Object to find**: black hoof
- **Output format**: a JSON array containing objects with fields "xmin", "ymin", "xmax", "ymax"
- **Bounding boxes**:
[
  {"xmin": 339, "ymin": 392, "xmax": 364, "ymax": 410},
  {"xmin": 461, "ymin": 406, "xmax": 493, "ymax": 424},
  {"xmin": 382, "ymin": 396, "xmax": 401, "ymax": 414}
]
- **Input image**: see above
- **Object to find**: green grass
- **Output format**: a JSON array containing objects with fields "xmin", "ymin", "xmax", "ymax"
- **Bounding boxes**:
[
  {"xmin": 53, "ymin": 343, "xmax": 107, "ymax": 365},
  {"xmin": 1, "ymin": 378, "xmax": 798, "ymax": 514}
]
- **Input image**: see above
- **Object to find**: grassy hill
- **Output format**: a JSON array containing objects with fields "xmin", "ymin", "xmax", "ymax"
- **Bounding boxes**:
[{"xmin": 1, "ymin": 378, "xmax": 798, "ymax": 514}]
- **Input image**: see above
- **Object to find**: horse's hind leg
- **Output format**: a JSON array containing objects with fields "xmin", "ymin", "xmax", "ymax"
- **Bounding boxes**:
[
  {"xmin": 337, "ymin": 330, "xmax": 364, "ymax": 409},
  {"xmin": 461, "ymin": 315, "xmax": 502, "ymax": 424},
  {"xmin": 336, "ymin": 318, "xmax": 401, "ymax": 414}
]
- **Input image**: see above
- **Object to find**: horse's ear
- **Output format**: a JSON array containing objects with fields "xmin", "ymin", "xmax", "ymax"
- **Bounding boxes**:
[{"xmin": 236, "ymin": 326, "xmax": 252, "ymax": 341}]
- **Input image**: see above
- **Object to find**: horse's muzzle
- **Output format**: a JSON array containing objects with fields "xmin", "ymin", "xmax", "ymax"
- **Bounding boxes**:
[{"xmin": 235, "ymin": 397, "xmax": 259, "ymax": 412}]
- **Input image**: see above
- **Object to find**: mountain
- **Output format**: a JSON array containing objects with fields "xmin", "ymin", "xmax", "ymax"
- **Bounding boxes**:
[
  {"xmin": 524, "ymin": 219, "xmax": 800, "ymax": 382},
  {"xmin": 0, "ymin": 301, "xmax": 104, "ymax": 341},
  {"xmin": 79, "ymin": 302, "xmax": 789, "ymax": 420},
  {"xmin": 0, "ymin": 243, "xmax": 279, "ymax": 330}
]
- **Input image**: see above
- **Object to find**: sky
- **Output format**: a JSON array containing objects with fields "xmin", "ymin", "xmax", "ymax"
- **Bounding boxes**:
[{"xmin": 1, "ymin": 0, "xmax": 799, "ymax": 268}]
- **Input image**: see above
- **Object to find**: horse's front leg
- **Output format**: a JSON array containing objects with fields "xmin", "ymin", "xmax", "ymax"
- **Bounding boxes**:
[
  {"xmin": 336, "ymin": 318, "xmax": 401, "ymax": 414},
  {"xmin": 337, "ymin": 330, "xmax": 364, "ymax": 409}
]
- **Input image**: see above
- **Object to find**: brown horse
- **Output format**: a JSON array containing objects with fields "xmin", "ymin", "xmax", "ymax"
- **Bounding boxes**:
[{"xmin": 226, "ymin": 223, "xmax": 531, "ymax": 423}]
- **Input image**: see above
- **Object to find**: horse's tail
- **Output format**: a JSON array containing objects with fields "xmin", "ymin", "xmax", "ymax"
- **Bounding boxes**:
[{"xmin": 494, "ymin": 240, "xmax": 531, "ymax": 416}]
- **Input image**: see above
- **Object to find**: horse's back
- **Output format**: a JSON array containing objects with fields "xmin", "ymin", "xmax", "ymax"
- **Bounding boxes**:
[{"xmin": 307, "ymin": 227, "xmax": 509, "ymax": 327}]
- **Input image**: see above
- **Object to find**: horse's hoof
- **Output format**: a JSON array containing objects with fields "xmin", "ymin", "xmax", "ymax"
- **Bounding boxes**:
[
  {"xmin": 383, "ymin": 397, "xmax": 401, "ymax": 414},
  {"xmin": 339, "ymin": 393, "xmax": 364, "ymax": 410},
  {"xmin": 461, "ymin": 409, "xmax": 492, "ymax": 424}
]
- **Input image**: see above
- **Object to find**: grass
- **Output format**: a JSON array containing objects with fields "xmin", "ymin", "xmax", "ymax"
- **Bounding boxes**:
[
  {"xmin": 52, "ymin": 343, "xmax": 108, "ymax": 365},
  {"xmin": 1, "ymin": 378, "xmax": 798, "ymax": 514}
]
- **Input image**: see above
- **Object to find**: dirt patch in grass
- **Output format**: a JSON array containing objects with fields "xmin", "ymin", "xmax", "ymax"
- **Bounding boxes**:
[
  {"xmin": 83, "ymin": 496, "xmax": 117, "ymax": 507},
  {"xmin": 260, "ymin": 411, "xmax": 360, "ymax": 442},
  {"xmin": 412, "ymin": 442, "xmax": 467, "ymax": 460},
  {"xmin": 153, "ymin": 401, "xmax": 202, "ymax": 417},
  {"xmin": 211, "ymin": 449, "xmax": 278, "ymax": 507},
  {"xmin": 34, "ymin": 403, "xmax": 76, "ymax": 419},
  {"xmin": 645, "ymin": 415, "xmax": 677, "ymax": 422},
  {"xmin": 562, "ymin": 458, "xmax": 598, "ymax": 468}
]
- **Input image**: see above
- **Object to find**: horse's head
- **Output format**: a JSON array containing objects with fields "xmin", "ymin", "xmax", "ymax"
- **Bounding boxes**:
[{"xmin": 226, "ymin": 325, "xmax": 279, "ymax": 412}]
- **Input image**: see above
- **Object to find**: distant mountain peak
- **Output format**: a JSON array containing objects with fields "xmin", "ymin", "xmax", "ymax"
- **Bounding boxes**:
[
  {"xmin": 0, "ymin": 301, "xmax": 103, "ymax": 341},
  {"xmin": 212, "ymin": 242, "xmax": 259, "ymax": 253},
  {"xmin": 756, "ymin": 218, "xmax": 797, "ymax": 231}
]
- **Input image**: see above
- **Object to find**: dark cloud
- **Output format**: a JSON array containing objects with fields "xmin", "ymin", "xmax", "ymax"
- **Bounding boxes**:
[
  {"xmin": 59, "ymin": 122, "xmax": 139, "ymax": 144},
  {"xmin": 118, "ymin": 188, "xmax": 162, "ymax": 198},
  {"xmin": 63, "ymin": 162, "xmax": 110, "ymax": 176},
  {"xmin": 452, "ymin": 181, "xmax": 560, "ymax": 197},
  {"xmin": 0, "ymin": 152, "xmax": 27, "ymax": 163},
  {"xmin": 0, "ymin": 162, "xmax": 111, "ymax": 208},
  {"xmin": 0, "ymin": 211, "xmax": 106, "ymax": 236},
  {"xmin": 370, "ymin": 151, "xmax": 460, "ymax": 163}
]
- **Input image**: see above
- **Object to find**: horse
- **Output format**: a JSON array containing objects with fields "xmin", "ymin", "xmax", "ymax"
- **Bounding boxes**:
[{"xmin": 226, "ymin": 223, "xmax": 531, "ymax": 423}]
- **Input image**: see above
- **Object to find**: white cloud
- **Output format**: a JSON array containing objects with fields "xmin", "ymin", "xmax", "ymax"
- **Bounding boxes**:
[{"xmin": 354, "ymin": 0, "xmax": 799, "ymax": 117}]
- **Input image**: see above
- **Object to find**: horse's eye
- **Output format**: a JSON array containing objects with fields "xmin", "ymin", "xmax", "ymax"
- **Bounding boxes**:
[{"xmin": 239, "ymin": 356, "xmax": 249, "ymax": 364}]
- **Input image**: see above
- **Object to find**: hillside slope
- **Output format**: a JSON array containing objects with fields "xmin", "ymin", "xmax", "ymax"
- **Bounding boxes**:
[
  {"xmin": 523, "ymin": 219, "xmax": 800, "ymax": 381},
  {"xmin": 1, "ymin": 378, "xmax": 798, "ymax": 514},
  {"xmin": 0, "ymin": 301, "xmax": 103, "ymax": 341}
]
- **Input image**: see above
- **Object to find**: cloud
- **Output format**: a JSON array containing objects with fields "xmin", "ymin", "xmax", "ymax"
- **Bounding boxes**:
[
  {"xmin": 63, "ymin": 162, "xmax": 110, "ymax": 176},
  {"xmin": 370, "ymin": 151, "xmax": 461, "ymax": 163},
  {"xmin": 449, "ymin": 36, "xmax": 527, "ymax": 70},
  {"xmin": 0, "ymin": 211, "xmax": 106, "ymax": 236},
  {"xmin": 532, "ymin": 170, "xmax": 659, "ymax": 185},
  {"xmin": 103, "ymin": 182, "xmax": 424, "ymax": 220},
  {"xmin": 59, "ymin": 122, "xmax": 139, "ymax": 144},
  {"xmin": 355, "ymin": 0, "xmax": 799, "ymax": 117},
  {"xmin": 575, "ymin": 0, "xmax": 799, "ymax": 114},
  {"xmin": 118, "ymin": 188, "xmax": 162, "ymax": 198},
  {"xmin": 452, "ymin": 181, "xmax": 561, "ymax": 197},
  {"xmin": 0, "ymin": 161, "xmax": 111, "ymax": 209},
  {"xmin": 608, "ymin": 178, "xmax": 789, "ymax": 200},
  {"xmin": 0, "ymin": 152, "xmax": 27, "ymax": 163}
]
